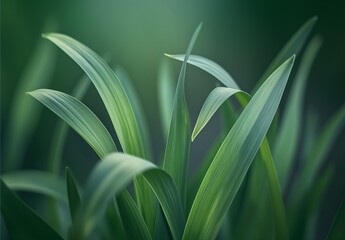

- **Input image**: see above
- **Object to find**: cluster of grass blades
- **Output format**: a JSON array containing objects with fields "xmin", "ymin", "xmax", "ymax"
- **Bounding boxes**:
[{"xmin": 2, "ymin": 17, "xmax": 345, "ymax": 239}]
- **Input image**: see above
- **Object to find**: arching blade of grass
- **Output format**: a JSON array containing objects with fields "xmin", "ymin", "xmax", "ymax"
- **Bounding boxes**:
[
  {"xmin": 0, "ymin": 179, "xmax": 63, "ymax": 240},
  {"xmin": 168, "ymin": 53, "xmax": 290, "ymax": 238},
  {"xmin": 327, "ymin": 198, "xmax": 345, "ymax": 240},
  {"xmin": 117, "ymin": 190, "xmax": 152, "ymax": 240},
  {"xmin": 158, "ymin": 59, "xmax": 175, "ymax": 139},
  {"xmin": 48, "ymin": 75, "xmax": 91, "ymax": 173},
  {"xmin": 274, "ymin": 36, "xmax": 322, "ymax": 189},
  {"xmin": 183, "ymin": 56, "xmax": 294, "ymax": 240},
  {"xmin": 163, "ymin": 23, "xmax": 202, "ymax": 204},
  {"xmin": 1, "ymin": 171, "xmax": 67, "ymax": 203},
  {"xmin": 74, "ymin": 153, "xmax": 184, "ymax": 240},
  {"xmin": 191, "ymin": 87, "xmax": 248, "ymax": 141},
  {"xmin": 4, "ymin": 38, "xmax": 56, "ymax": 171},
  {"xmin": 115, "ymin": 66, "xmax": 152, "ymax": 159},
  {"xmin": 43, "ymin": 33, "xmax": 145, "ymax": 157},
  {"xmin": 66, "ymin": 168, "xmax": 81, "ymax": 224},
  {"xmin": 251, "ymin": 16, "xmax": 317, "ymax": 94},
  {"xmin": 27, "ymin": 89, "xmax": 117, "ymax": 157}
]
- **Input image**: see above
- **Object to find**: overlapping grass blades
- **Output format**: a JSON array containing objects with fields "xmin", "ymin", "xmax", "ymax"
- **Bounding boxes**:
[{"xmin": 183, "ymin": 56, "xmax": 294, "ymax": 239}]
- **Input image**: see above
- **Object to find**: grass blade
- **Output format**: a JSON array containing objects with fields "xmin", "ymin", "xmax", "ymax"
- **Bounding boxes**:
[
  {"xmin": 163, "ymin": 23, "xmax": 202, "ymax": 204},
  {"xmin": 273, "ymin": 36, "xmax": 322, "ymax": 188},
  {"xmin": 183, "ymin": 56, "xmax": 294, "ymax": 239},
  {"xmin": 251, "ymin": 16, "xmax": 317, "ymax": 93},
  {"xmin": 66, "ymin": 168, "xmax": 81, "ymax": 223},
  {"xmin": 191, "ymin": 87, "xmax": 248, "ymax": 141},
  {"xmin": 28, "ymin": 89, "xmax": 117, "ymax": 158},
  {"xmin": 2, "ymin": 171, "xmax": 67, "ymax": 203},
  {"xmin": 0, "ymin": 179, "xmax": 63, "ymax": 240},
  {"xmin": 327, "ymin": 198, "xmax": 345, "ymax": 240},
  {"xmin": 4, "ymin": 39, "xmax": 56, "ymax": 171},
  {"xmin": 158, "ymin": 59, "xmax": 175, "ymax": 138}
]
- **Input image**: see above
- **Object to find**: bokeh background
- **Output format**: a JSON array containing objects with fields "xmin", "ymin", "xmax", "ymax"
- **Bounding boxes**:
[{"xmin": 2, "ymin": 0, "xmax": 344, "ymax": 239}]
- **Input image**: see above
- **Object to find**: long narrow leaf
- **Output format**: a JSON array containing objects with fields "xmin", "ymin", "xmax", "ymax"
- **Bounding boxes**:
[
  {"xmin": 28, "ymin": 89, "xmax": 117, "ymax": 158},
  {"xmin": 251, "ymin": 16, "xmax": 317, "ymax": 93},
  {"xmin": 2, "ymin": 171, "xmax": 67, "ymax": 203},
  {"xmin": 0, "ymin": 179, "xmax": 63, "ymax": 240},
  {"xmin": 66, "ymin": 168, "xmax": 81, "ymax": 223},
  {"xmin": 274, "ymin": 36, "xmax": 322, "ymax": 188},
  {"xmin": 163, "ymin": 23, "xmax": 202, "ymax": 204},
  {"xmin": 183, "ymin": 56, "xmax": 294, "ymax": 239}
]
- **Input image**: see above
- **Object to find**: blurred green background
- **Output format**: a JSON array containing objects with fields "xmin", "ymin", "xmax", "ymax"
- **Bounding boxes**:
[{"xmin": 2, "ymin": 0, "xmax": 344, "ymax": 239}]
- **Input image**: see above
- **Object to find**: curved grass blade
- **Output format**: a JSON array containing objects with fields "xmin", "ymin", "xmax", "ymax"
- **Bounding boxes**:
[
  {"xmin": 158, "ymin": 59, "xmax": 175, "ymax": 138},
  {"xmin": 2, "ymin": 171, "xmax": 67, "ymax": 203},
  {"xmin": 66, "ymin": 168, "xmax": 81, "ymax": 223},
  {"xmin": 191, "ymin": 87, "xmax": 248, "ymax": 141},
  {"xmin": 115, "ymin": 66, "xmax": 152, "ymax": 159},
  {"xmin": 274, "ymin": 36, "xmax": 322, "ymax": 188},
  {"xmin": 0, "ymin": 179, "xmax": 63, "ymax": 240},
  {"xmin": 327, "ymin": 198, "xmax": 345, "ymax": 240},
  {"xmin": 42, "ymin": 33, "xmax": 145, "ymax": 157},
  {"xmin": 4, "ymin": 38, "xmax": 56, "ymax": 171},
  {"xmin": 48, "ymin": 75, "xmax": 91, "ymax": 173},
  {"xmin": 117, "ymin": 190, "xmax": 152, "ymax": 240},
  {"xmin": 27, "ymin": 89, "xmax": 117, "ymax": 158},
  {"xmin": 183, "ymin": 56, "xmax": 294, "ymax": 240},
  {"xmin": 73, "ymin": 153, "xmax": 184, "ymax": 240},
  {"xmin": 163, "ymin": 23, "xmax": 202, "ymax": 204},
  {"xmin": 252, "ymin": 16, "xmax": 317, "ymax": 93}
]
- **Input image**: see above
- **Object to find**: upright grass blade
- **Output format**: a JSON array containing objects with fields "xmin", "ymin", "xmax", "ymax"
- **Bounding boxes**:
[
  {"xmin": 1, "ymin": 171, "xmax": 67, "ymax": 203},
  {"xmin": 0, "ymin": 179, "xmax": 63, "ymax": 240},
  {"xmin": 168, "ymin": 53, "xmax": 290, "ymax": 238},
  {"xmin": 43, "ymin": 33, "xmax": 145, "ymax": 157},
  {"xmin": 191, "ymin": 87, "xmax": 248, "ymax": 140},
  {"xmin": 251, "ymin": 16, "xmax": 317, "ymax": 94},
  {"xmin": 4, "ymin": 39, "xmax": 56, "ymax": 171},
  {"xmin": 117, "ymin": 191, "xmax": 152, "ymax": 240},
  {"xmin": 66, "ymin": 168, "xmax": 81, "ymax": 223},
  {"xmin": 163, "ymin": 23, "xmax": 202, "ymax": 204},
  {"xmin": 48, "ymin": 75, "xmax": 91, "ymax": 173},
  {"xmin": 28, "ymin": 89, "xmax": 117, "ymax": 157},
  {"xmin": 289, "ymin": 104, "xmax": 345, "ymax": 210},
  {"xmin": 183, "ymin": 56, "xmax": 294, "ymax": 240},
  {"xmin": 274, "ymin": 36, "xmax": 322, "ymax": 188},
  {"xmin": 73, "ymin": 153, "xmax": 184, "ymax": 240},
  {"xmin": 327, "ymin": 198, "xmax": 345, "ymax": 240},
  {"xmin": 158, "ymin": 59, "xmax": 175, "ymax": 138}
]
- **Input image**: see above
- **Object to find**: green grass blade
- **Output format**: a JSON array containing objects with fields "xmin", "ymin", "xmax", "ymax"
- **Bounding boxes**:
[
  {"xmin": 66, "ymin": 168, "xmax": 81, "ymax": 223},
  {"xmin": 183, "ymin": 56, "xmax": 294, "ymax": 240},
  {"xmin": 158, "ymin": 59, "xmax": 175, "ymax": 138},
  {"xmin": 28, "ymin": 89, "xmax": 116, "ymax": 158},
  {"xmin": 0, "ymin": 179, "xmax": 63, "ymax": 240},
  {"xmin": 43, "ymin": 33, "xmax": 145, "ymax": 157},
  {"xmin": 2, "ymin": 171, "xmax": 67, "ymax": 203},
  {"xmin": 4, "ymin": 39, "xmax": 56, "ymax": 171},
  {"xmin": 166, "ymin": 54, "xmax": 239, "ymax": 89},
  {"xmin": 191, "ymin": 87, "xmax": 248, "ymax": 141},
  {"xmin": 115, "ymin": 66, "xmax": 152, "ymax": 159},
  {"xmin": 163, "ymin": 23, "xmax": 202, "ymax": 204},
  {"xmin": 48, "ymin": 75, "xmax": 91, "ymax": 173},
  {"xmin": 274, "ymin": 36, "xmax": 322, "ymax": 188},
  {"xmin": 117, "ymin": 191, "xmax": 152, "ymax": 240},
  {"xmin": 252, "ymin": 16, "xmax": 317, "ymax": 93},
  {"xmin": 327, "ymin": 198, "xmax": 345, "ymax": 240}
]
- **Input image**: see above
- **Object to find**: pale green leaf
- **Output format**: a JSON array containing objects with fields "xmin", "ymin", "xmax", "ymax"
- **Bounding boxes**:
[
  {"xmin": 274, "ymin": 36, "xmax": 322, "ymax": 188},
  {"xmin": 2, "ymin": 171, "xmax": 67, "ymax": 203},
  {"xmin": 183, "ymin": 56, "xmax": 294, "ymax": 240},
  {"xmin": 27, "ymin": 89, "xmax": 116, "ymax": 158},
  {"xmin": 163, "ymin": 23, "xmax": 202, "ymax": 204}
]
